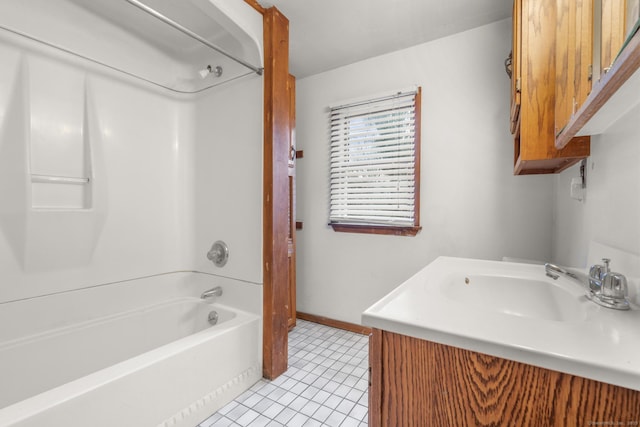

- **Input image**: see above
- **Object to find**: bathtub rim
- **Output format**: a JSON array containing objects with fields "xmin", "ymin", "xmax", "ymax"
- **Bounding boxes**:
[
  {"xmin": 0, "ymin": 296, "xmax": 236, "ymax": 352},
  {"xmin": 0, "ymin": 270, "xmax": 263, "ymax": 343}
]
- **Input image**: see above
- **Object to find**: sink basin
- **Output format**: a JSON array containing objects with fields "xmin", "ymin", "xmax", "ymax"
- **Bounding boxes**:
[
  {"xmin": 362, "ymin": 256, "xmax": 640, "ymax": 393},
  {"xmin": 439, "ymin": 274, "xmax": 587, "ymax": 322}
]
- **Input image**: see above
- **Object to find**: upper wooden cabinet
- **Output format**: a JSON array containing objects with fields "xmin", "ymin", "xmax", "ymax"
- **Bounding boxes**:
[
  {"xmin": 510, "ymin": 0, "xmax": 590, "ymax": 175},
  {"xmin": 600, "ymin": 0, "xmax": 627, "ymax": 73},
  {"xmin": 510, "ymin": 0, "xmax": 521, "ymax": 135},
  {"xmin": 555, "ymin": 0, "xmax": 593, "ymax": 136},
  {"xmin": 556, "ymin": 0, "xmax": 640, "ymax": 149}
]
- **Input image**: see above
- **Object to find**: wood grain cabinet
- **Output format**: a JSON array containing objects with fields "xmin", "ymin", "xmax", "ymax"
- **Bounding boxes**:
[
  {"xmin": 510, "ymin": 0, "xmax": 590, "ymax": 175},
  {"xmin": 369, "ymin": 329, "xmax": 640, "ymax": 427},
  {"xmin": 510, "ymin": 0, "xmax": 522, "ymax": 135},
  {"xmin": 600, "ymin": 0, "xmax": 628, "ymax": 74},
  {"xmin": 287, "ymin": 73, "xmax": 297, "ymax": 330},
  {"xmin": 555, "ymin": 0, "xmax": 593, "ymax": 136},
  {"xmin": 555, "ymin": 9, "xmax": 640, "ymax": 149}
]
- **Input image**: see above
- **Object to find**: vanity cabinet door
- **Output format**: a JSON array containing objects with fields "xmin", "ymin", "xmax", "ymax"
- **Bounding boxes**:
[
  {"xmin": 369, "ymin": 329, "xmax": 640, "ymax": 426},
  {"xmin": 368, "ymin": 329, "xmax": 383, "ymax": 427}
]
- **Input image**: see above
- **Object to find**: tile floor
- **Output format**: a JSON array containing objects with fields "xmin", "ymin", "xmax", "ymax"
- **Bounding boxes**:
[{"xmin": 198, "ymin": 319, "xmax": 369, "ymax": 427}]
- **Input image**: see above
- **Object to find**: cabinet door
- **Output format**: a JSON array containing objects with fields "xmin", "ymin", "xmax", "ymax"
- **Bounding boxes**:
[
  {"xmin": 371, "ymin": 330, "xmax": 640, "ymax": 426},
  {"xmin": 515, "ymin": 0, "xmax": 590, "ymax": 174},
  {"xmin": 575, "ymin": 0, "xmax": 594, "ymax": 106},
  {"xmin": 556, "ymin": 0, "xmax": 593, "ymax": 136},
  {"xmin": 601, "ymin": 0, "xmax": 627, "ymax": 73},
  {"xmin": 510, "ymin": 0, "xmax": 522, "ymax": 135},
  {"xmin": 287, "ymin": 74, "xmax": 297, "ymax": 330}
]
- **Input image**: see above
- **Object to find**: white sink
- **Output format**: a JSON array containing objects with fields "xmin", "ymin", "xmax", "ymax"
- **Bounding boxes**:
[
  {"xmin": 362, "ymin": 256, "xmax": 640, "ymax": 392},
  {"xmin": 439, "ymin": 273, "xmax": 587, "ymax": 322}
]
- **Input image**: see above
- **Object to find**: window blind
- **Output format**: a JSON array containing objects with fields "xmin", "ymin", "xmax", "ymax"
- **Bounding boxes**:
[{"xmin": 329, "ymin": 90, "xmax": 418, "ymax": 227}]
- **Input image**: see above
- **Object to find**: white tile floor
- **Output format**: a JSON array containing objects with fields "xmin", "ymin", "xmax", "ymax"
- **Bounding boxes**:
[{"xmin": 198, "ymin": 319, "xmax": 369, "ymax": 427}]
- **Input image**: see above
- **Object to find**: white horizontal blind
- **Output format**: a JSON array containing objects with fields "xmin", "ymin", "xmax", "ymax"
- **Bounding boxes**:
[{"xmin": 329, "ymin": 90, "xmax": 418, "ymax": 227}]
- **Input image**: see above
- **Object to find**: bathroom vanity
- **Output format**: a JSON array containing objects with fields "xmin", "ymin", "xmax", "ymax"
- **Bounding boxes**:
[{"xmin": 363, "ymin": 257, "xmax": 640, "ymax": 426}]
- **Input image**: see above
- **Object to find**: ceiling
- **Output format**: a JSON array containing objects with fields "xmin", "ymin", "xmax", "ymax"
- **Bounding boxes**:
[{"xmin": 258, "ymin": 0, "xmax": 513, "ymax": 78}]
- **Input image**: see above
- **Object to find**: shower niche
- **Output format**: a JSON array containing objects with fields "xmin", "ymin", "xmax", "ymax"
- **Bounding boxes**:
[
  {"xmin": 0, "ymin": 43, "xmax": 106, "ymax": 271},
  {"xmin": 29, "ymin": 58, "xmax": 94, "ymax": 210}
]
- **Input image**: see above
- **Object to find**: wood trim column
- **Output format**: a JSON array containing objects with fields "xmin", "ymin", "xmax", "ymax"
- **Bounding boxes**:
[
  {"xmin": 287, "ymin": 74, "xmax": 297, "ymax": 331},
  {"xmin": 262, "ymin": 6, "xmax": 290, "ymax": 380}
]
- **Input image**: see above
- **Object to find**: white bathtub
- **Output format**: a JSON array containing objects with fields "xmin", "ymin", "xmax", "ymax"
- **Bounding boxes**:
[{"xmin": 0, "ymin": 272, "xmax": 262, "ymax": 427}]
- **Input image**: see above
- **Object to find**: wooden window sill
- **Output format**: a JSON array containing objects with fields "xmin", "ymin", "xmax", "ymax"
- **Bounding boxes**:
[{"xmin": 330, "ymin": 223, "xmax": 422, "ymax": 236}]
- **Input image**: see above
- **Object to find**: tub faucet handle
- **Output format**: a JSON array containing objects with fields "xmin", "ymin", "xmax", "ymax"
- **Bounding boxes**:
[{"xmin": 207, "ymin": 240, "xmax": 229, "ymax": 267}]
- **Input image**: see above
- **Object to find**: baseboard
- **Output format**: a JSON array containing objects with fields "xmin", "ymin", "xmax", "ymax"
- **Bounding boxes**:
[{"xmin": 296, "ymin": 311, "xmax": 372, "ymax": 335}]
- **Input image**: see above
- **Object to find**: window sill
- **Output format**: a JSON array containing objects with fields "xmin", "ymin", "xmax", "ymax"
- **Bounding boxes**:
[{"xmin": 330, "ymin": 224, "xmax": 422, "ymax": 236}]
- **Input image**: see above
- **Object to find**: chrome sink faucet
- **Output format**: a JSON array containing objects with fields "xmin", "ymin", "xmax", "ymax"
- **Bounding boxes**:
[
  {"xmin": 587, "ymin": 258, "xmax": 630, "ymax": 310},
  {"xmin": 544, "ymin": 263, "xmax": 579, "ymax": 281},
  {"xmin": 201, "ymin": 286, "xmax": 223, "ymax": 300},
  {"xmin": 545, "ymin": 259, "xmax": 630, "ymax": 310}
]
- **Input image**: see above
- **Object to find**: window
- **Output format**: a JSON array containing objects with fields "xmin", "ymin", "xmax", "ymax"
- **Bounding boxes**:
[{"xmin": 329, "ymin": 88, "xmax": 421, "ymax": 236}]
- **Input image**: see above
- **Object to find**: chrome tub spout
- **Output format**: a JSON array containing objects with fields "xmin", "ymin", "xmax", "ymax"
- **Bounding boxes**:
[{"xmin": 201, "ymin": 286, "xmax": 223, "ymax": 299}]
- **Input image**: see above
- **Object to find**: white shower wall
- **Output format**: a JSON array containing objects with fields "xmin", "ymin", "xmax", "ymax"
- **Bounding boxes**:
[
  {"xmin": 0, "ymin": 28, "xmax": 263, "ymax": 304},
  {"xmin": 191, "ymin": 78, "xmax": 263, "ymax": 284}
]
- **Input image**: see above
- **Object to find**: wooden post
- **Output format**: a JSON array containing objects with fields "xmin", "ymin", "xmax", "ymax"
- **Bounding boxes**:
[{"xmin": 262, "ymin": 6, "xmax": 290, "ymax": 380}]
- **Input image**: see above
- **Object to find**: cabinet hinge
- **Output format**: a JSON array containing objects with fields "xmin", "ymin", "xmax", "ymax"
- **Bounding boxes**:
[
  {"xmin": 368, "ymin": 366, "xmax": 372, "ymax": 386},
  {"xmin": 516, "ymin": 78, "xmax": 521, "ymax": 92},
  {"xmin": 588, "ymin": 64, "xmax": 593, "ymax": 81}
]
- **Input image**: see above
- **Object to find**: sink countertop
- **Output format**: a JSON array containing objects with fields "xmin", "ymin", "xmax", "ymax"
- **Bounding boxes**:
[{"xmin": 361, "ymin": 256, "xmax": 640, "ymax": 392}]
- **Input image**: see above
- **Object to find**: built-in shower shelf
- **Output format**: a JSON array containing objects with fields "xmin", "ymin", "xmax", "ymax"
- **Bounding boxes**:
[
  {"xmin": 31, "ymin": 175, "xmax": 90, "ymax": 185},
  {"xmin": 30, "ymin": 173, "xmax": 92, "ymax": 209}
]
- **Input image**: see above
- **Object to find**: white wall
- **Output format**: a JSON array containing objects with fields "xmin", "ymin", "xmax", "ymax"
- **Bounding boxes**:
[
  {"xmin": 553, "ymin": 102, "xmax": 640, "ymax": 268},
  {"xmin": 295, "ymin": 19, "xmax": 555, "ymax": 325}
]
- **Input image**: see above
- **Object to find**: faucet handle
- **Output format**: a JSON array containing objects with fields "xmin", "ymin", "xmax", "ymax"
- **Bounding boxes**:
[
  {"xmin": 589, "ymin": 264, "xmax": 605, "ymax": 292},
  {"xmin": 589, "ymin": 264, "xmax": 603, "ymax": 279},
  {"xmin": 602, "ymin": 272, "xmax": 628, "ymax": 299},
  {"xmin": 602, "ymin": 258, "xmax": 611, "ymax": 273}
]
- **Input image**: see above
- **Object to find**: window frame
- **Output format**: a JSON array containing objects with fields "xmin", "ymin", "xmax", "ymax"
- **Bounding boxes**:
[{"xmin": 328, "ymin": 87, "xmax": 422, "ymax": 237}]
